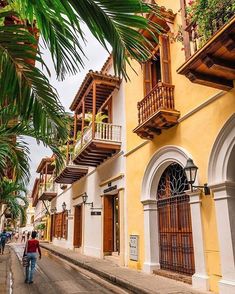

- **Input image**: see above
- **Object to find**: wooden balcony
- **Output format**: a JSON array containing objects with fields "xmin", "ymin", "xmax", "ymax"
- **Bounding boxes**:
[
  {"xmin": 38, "ymin": 183, "xmax": 57, "ymax": 202},
  {"xmin": 55, "ymin": 162, "xmax": 88, "ymax": 184},
  {"xmin": 178, "ymin": 9, "xmax": 235, "ymax": 90},
  {"xmin": 73, "ymin": 122, "xmax": 122, "ymax": 166},
  {"xmin": 133, "ymin": 83, "xmax": 180, "ymax": 140},
  {"xmin": 70, "ymin": 71, "xmax": 120, "ymax": 113}
]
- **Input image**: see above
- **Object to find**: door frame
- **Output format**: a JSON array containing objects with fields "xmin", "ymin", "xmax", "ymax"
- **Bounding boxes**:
[{"xmin": 73, "ymin": 205, "xmax": 82, "ymax": 248}]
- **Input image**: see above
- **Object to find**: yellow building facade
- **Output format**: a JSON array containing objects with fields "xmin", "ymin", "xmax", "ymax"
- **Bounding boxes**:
[{"xmin": 125, "ymin": 1, "xmax": 235, "ymax": 293}]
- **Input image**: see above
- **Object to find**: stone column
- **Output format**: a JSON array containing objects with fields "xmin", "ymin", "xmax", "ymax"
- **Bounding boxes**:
[
  {"xmin": 189, "ymin": 190, "xmax": 209, "ymax": 291},
  {"xmin": 210, "ymin": 181, "xmax": 235, "ymax": 294},
  {"xmin": 142, "ymin": 199, "xmax": 160, "ymax": 273}
]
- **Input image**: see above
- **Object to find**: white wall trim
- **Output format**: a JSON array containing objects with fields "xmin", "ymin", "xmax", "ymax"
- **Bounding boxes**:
[
  {"xmin": 141, "ymin": 145, "xmax": 193, "ymax": 203},
  {"xmin": 178, "ymin": 91, "xmax": 224, "ymax": 123},
  {"xmin": 208, "ymin": 114, "xmax": 235, "ymax": 185}
]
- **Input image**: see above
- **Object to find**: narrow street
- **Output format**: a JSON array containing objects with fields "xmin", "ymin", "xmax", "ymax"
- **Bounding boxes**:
[{"xmin": 10, "ymin": 243, "xmax": 129, "ymax": 294}]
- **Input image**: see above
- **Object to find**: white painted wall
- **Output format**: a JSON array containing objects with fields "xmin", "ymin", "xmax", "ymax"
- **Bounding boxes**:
[{"xmin": 50, "ymin": 61, "xmax": 127, "ymax": 260}]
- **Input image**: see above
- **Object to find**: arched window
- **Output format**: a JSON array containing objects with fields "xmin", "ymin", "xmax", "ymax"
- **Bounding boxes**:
[{"xmin": 157, "ymin": 163, "xmax": 189, "ymax": 199}]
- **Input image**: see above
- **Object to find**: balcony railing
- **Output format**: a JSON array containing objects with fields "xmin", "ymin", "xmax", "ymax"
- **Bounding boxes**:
[
  {"xmin": 39, "ymin": 182, "xmax": 55, "ymax": 196},
  {"xmin": 178, "ymin": 2, "xmax": 235, "ymax": 91},
  {"xmin": 137, "ymin": 82, "xmax": 175, "ymax": 125},
  {"xmin": 186, "ymin": 8, "xmax": 235, "ymax": 56},
  {"xmin": 74, "ymin": 122, "xmax": 122, "ymax": 155}
]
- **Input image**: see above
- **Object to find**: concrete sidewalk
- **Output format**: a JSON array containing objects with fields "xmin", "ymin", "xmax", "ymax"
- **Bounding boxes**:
[
  {"xmin": 0, "ymin": 246, "xmax": 11, "ymax": 294},
  {"xmin": 40, "ymin": 243, "xmax": 211, "ymax": 294}
]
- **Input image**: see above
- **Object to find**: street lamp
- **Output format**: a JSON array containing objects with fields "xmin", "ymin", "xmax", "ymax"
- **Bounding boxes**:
[
  {"xmin": 50, "ymin": 207, "xmax": 57, "ymax": 214},
  {"xmin": 62, "ymin": 202, "xmax": 66, "ymax": 211},
  {"xmin": 61, "ymin": 202, "xmax": 71, "ymax": 213},
  {"xmin": 184, "ymin": 158, "xmax": 210, "ymax": 195},
  {"xmin": 82, "ymin": 192, "xmax": 93, "ymax": 208}
]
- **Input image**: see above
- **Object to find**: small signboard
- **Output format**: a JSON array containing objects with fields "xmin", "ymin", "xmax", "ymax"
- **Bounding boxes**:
[
  {"xmin": 103, "ymin": 185, "xmax": 117, "ymax": 194},
  {"xmin": 91, "ymin": 211, "xmax": 101, "ymax": 216},
  {"xmin": 129, "ymin": 235, "xmax": 139, "ymax": 261}
]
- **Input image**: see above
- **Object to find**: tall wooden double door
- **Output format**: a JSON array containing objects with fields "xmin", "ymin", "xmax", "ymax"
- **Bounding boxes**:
[
  {"xmin": 157, "ymin": 163, "xmax": 195, "ymax": 275},
  {"xmin": 74, "ymin": 205, "xmax": 82, "ymax": 248},
  {"xmin": 103, "ymin": 195, "xmax": 120, "ymax": 254}
]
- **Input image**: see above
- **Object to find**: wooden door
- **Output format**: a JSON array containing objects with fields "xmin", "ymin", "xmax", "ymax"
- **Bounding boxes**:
[
  {"xmin": 157, "ymin": 163, "xmax": 195, "ymax": 275},
  {"xmin": 103, "ymin": 196, "xmax": 114, "ymax": 253},
  {"xmin": 50, "ymin": 214, "xmax": 54, "ymax": 242},
  {"xmin": 74, "ymin": 205, "xmax": 82, "ymax": 247}
]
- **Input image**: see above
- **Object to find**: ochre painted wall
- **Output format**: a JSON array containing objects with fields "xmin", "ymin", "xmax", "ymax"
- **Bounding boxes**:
[{"xmin": 125, "ymin": 1, "xmax": 235, "ymax": 292}]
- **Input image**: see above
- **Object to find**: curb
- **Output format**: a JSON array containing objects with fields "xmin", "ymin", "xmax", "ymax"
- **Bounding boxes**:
[{"xmin": 40, "ymin": 244, "xmax": 152, "ymax": 294}]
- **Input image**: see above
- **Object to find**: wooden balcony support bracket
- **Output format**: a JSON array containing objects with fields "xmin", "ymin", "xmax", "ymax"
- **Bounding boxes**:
[
  {"xmin": 186, "ymin": 70, "xmax": 233, "ymax": 91},
  {"xmin": 221, "ymin": 33, "xmax": 235, "ymax": 53},
  {"xmin": 202, "ymin": 55, "xmax": 235, "ymax": 75},
  {"xmin": 178, "ymin": 14, "xmax": 235, "ymax": 90},
  {"xmin": 55, "ymin": 165, "xmax": 88, "ymax": 184}
]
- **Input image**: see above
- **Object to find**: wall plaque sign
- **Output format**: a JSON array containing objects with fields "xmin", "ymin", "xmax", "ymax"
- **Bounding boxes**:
[
  {"xmin": 129, "ymin": 235, "xmax": 139, "ymax": 261},
  {"xmin": 103, "ymin": 185, "xmax": 117, "ymax": 194},
  {"xmin": 91, "ymin": 211, "xmax": 101, "ymax": 216}
]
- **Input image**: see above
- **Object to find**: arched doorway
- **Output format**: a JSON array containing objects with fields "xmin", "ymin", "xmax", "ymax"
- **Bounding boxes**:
[
  {"xmin": 157, "ymin": 163, "xmax": 195, "ymax": 275},
  {"xmin": 141, "ymin": 146, "xmax": 208, "ymax": 290}
]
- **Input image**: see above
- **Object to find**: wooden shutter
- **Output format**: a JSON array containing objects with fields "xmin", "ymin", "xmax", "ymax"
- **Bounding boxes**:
[
  {"xmin": 62, "ymin": 211, "xmax": 68, "ymax": 239},
  {"xmin": 50, "ymin": 214, "xmax": 55, "ymax": 241},
  {"xmin": 54, "ymin": 214, "xmax": 58, "ymax": 238},
  {"xmin": 160, "ymin": 34, "xmax": 172, "ymax": 84},
  {"xmin": 143, "ymin": 61, "xmax": 152, "ymax": 96},
  {"xmin": 74, "ymin": 205, "xmax": 82, "ymax": 247},
  {"xmin": 103, "ymin": 196, "xmax": 114, "ymax": 253}
]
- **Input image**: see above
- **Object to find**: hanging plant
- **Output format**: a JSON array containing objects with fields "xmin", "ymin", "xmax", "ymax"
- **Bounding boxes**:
[{"xmin": 186, "ymin": 0, "xmax": 235, "ymax": 46}]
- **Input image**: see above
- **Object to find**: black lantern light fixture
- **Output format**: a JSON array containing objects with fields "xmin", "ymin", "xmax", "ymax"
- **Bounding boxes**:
[
  {"xmin": 82, "ymin": 192, "xmax": 93, "ymax": 208},
  {"xmin": 184, "ymin": 158, "xmax": 210, "ymax": 195},
  {"xmin": 61, "ymin": 202, "xmax": 71, "ymax": 213},
  {"xmin": 62, "ymin": 202, "xmax": 66, "ymax": 211},
  {"xmin": 50, "ymin": 207, "xmax": 57, "ymax": 214}
]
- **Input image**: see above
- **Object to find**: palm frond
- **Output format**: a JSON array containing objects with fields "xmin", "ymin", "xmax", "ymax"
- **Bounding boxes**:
[
  {"xmin": 0, "ymin": 19, "xmax": 68, "ymax": 141},
  {"xmin": 11, "ymin": 0, "xmax": 162, "ymax": 79}
]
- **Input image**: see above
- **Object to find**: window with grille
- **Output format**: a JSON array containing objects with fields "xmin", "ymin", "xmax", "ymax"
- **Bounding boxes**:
[{"xmin": 53, "ymin": 211, "xmax": 68, "ymax": 239}]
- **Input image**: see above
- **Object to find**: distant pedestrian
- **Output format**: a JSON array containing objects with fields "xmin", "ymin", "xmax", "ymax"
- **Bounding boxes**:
[
  {"xmin": 6, "ymin": 232, "xmax": 11, "ymax": 242},
  {"xmin": 14, "ymin": 232, "xmax": 19, "ymax": 243},
  {"xmin": 21, "ymin": 231, "xmax": 26, "ymax": 243},
  {"xmin": 27, "ymin": 231, "xmax": 30, "ymax": 240},
  {"xmin": 24, "ymin": 231, "xmax": 42, "ymax": 284},
  {"xmin": 0, "ymin": 230, "xmax": 8, "ymax": 254}
]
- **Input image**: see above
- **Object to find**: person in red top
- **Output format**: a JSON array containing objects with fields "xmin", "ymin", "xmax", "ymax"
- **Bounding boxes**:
[{"xmin": 24, "ymin": 231, "xmax": 42, "ymax": 284}]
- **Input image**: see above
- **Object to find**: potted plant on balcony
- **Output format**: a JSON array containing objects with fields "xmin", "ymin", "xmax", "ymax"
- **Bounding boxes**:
[
  {"xmin": 85, "ymin": 112, "xmax": 109, "ymax": 139},
  {"xmin": 186, "ymin": 0, "xmax": 235, "ymax": 47}
]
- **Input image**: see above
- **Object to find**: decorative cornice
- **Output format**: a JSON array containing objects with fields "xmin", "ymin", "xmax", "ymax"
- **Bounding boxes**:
[
  {"xmin": 99, "ymin": 173, "xmax": 124, "ymax": 187},
  {"xmin": 141, "ymin": 199, "xmax": 157, "ymax": 205}
]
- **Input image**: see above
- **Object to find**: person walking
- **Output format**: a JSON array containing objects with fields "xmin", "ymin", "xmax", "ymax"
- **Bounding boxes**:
[
  {"xmin": 21, "ymin": 231, "xmax": 26, "ymax": 243},
  {"xmin": 24, "ymin": 231, "xmax": 42, "ymax": 284},
  {"xmin": 0, "ymin": 230, "xmax": 8, "ymax": 254},
  {"xmin": 14, "ymin": 232, "xmax": 19, "ymax": 243}
]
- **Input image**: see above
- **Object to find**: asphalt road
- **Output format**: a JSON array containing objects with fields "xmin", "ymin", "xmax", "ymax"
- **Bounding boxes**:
[{"xmin": 10, "ymin": 243, "xmax": 129, "ymax": 294}]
